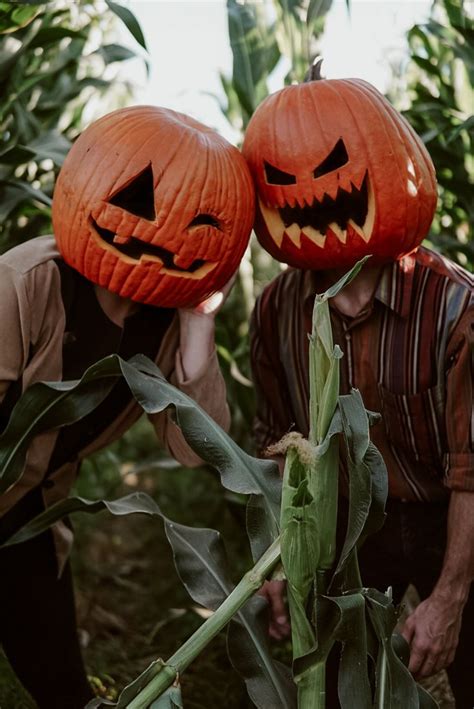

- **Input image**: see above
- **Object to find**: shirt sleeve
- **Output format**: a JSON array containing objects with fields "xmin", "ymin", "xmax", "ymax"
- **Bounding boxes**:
[
  {"xmin": 250, "ymin": 288, "xmax": 294, "ymax": 455},
  {"xmin": 444, "ymin": 305, "xmax": 474, "ymax": 491},
  {"xmin": 0, "ymin": 263, "xmax": 31, "ymax": 404},
  {"xmin": 149, "ymin": 346, "xmax": 230, "ymax": 468}
]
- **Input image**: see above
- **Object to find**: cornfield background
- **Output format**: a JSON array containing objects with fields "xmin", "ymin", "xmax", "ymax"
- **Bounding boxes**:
[{"xmin": 0, "ymin": 0, "xmax": 472, "ymax": 706}]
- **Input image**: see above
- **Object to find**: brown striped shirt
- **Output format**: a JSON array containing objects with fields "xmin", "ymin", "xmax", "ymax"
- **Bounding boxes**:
[{"xmin": 250, "ymin": 247, "xmax": 473, "ymax": 502}]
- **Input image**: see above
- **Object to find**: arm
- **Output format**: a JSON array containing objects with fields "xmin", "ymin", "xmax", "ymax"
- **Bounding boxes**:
[
  {"xmin": 0, "ymin": 263, "xmax": 30, "ymax": 404},
  {"xmin": 150, "ymin": 287, "xmax": 232, "ymax": 468},
  {"xmin": 402, "ymin": 306, "xmax": 474, "ymax": 678},
  {"xmin": 402, "ymin": 491, "xmax": 474, "ymax": 678}
]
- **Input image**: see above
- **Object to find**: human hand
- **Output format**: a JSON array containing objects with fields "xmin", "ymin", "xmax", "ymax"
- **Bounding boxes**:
[
  {"xmin": 401, "ymin": 592, "xmax": 463, "ymax": 679},
  {"xmin": 258, "ymin": 579, "xmax": 290, "ymax": 640},
  {"xmin": 177, "ymin": 275, "xmax": 236, "ymax": 379},
  {"xmin": 180, "ymin": 274, "xmax": 237, "ymax": 318}
]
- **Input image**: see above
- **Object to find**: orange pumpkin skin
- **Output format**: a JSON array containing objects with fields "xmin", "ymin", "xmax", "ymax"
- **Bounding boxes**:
[
  {"xmin": 242, "ymin": 79, "xmax": 437, "ymax": 271},
  {"xmin": 52, "ymin": 106, "xmax": 255, "ymax": 308}
]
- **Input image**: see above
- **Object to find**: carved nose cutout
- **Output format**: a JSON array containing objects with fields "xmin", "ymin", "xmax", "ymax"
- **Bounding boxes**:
[
  {"xmin": 313, "ymin": 139, "xmax": 349, "ymax": 179},
  {"xmin": 108, "ymin": 164, "xmax": 156, "ymax": 221},
  {"xmin": 264, "ymin": 161, "xmax": 297, "ymax": 186}
]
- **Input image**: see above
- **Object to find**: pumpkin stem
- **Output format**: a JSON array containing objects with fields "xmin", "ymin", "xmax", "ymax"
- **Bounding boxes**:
[{"xmin": 305, "ymin": 56, "xmax": 324, "ymax": 82}]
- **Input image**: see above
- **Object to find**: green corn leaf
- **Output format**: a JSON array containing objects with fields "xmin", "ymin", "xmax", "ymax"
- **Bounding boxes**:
[
  {"xmin": 86, "ymin": 660, "xmax": 176, "ymax": 708},
  {"xmin": 0, "ymin": 354, "xmax": 281, "ymax": 532},
  {"xmin": 321, "ymin": 256, "xmax": 371, "ymax": 301},
  {"xmin": 93, "ymin": 43, "xmax": 137, "ymax": 64},
  {"xmin": 27, "ymin": 130, "xmax": 72, "ymax": 165},
  {"xmin": 3, "ymin": 492, "xmax": 162, "ymax": 547},
  {"xmin": 330, "ymin": 390, "xmax": 388, "ymax": 583},
  {"xmin": 227, "ymin": 597, "xmax": 296, "ymax": 708},
  {"xmin": 0, "ymin": 180, "xmax": 52, "ymax": 220},
  {"xmin": 27, "ymin": 26, "xmax": 87, "ymax": 48},
  {"xmin": 165, "ymin": 520, "xmax": 295, "ymax": 707},
  {"xmin": 150, "ymin": 685, "xmax": 184, "ymax": 709},
  {"xmin": 364, "ymin": 589, "xmax": 438, "ymax": 709},
  {"xmin": 226, "ymin": 0, "xmax": 271, "ymax": 120},
  {"xmin": 293, "ymin": 592, "xmax": 372, "ymax": 709},
  {"xmin": 280, "ymin": 447, "xmax": 318, "ymax": 667}
]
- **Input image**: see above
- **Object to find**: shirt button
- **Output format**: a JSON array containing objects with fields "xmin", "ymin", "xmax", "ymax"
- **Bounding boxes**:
[{"xmin": 345, "ymin": 333, "xmax": 351, "ymax": 341}]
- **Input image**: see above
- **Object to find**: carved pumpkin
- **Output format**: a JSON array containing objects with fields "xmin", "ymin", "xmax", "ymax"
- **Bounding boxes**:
[
  {"xmin": 52, "ymin": 106, "xmax": 255, "ymax": 308},
  {"xmin": 242, "ymin": 73, "xmax": 437, "ymax": 270}
]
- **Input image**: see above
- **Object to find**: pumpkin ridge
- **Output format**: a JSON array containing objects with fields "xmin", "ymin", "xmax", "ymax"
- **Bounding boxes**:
[
  {"xmin": 345, "ymin": 80, "xmax": 414, "ymax": 248},
  {"xmin": 348, "ymin": 80, "xmax": 423, "ymax": 254},
  {"xmin": 307, "ymin": 82, "xmax": 343, "ymax": 184},
  {"xmin": 352, "ymin": 80, "xmax": 437, "ymax": 236}
]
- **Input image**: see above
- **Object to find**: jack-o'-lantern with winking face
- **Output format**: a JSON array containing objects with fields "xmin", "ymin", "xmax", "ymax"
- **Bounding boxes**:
[
  {"xmin": 242, "ymin": 68, "xmax": 437, "ymax": 270},
  {"xmin": 53, "ymin": 106, "xmax": 255, "ymax": 307}
]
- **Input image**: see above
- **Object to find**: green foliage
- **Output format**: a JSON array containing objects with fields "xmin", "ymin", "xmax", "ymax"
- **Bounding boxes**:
[
  {"xmin": 0, "ymin": 0, "xmax": 145, "ymax": 254},
  {"xmin": 221, "ymin": 0, "xmax": 333, "ymax": 133},
  {"xmin": 390, "ymin": 0, "xmax": 473, "ymax": 269}
]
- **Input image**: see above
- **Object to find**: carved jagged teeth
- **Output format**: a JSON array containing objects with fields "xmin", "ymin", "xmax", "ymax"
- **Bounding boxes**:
[
  {"xmin": 286, "ymin": 223, "xmax": 301, "ymax": 248},
  {"xmin": 329, "ymin": 223, "xmax": 347, "ymax": 244},
  {"xmin": 113, "ymin": 234, "xmax": 131, "ymax": 245},
  {"xmin": 347, "ymin": 219, "xmax": 365, "ymax": 239},
  {"xmin": 259, "ymin": 198, "xmax": 285, "ymax": 247},
  {"xmin": 141, "ymin": 254, "xmax": 164, "ymax": 264},
  {"xmin": 301, "ymin": 225, "xmax": 326, "ymax": 248},
  {"xmin": 363, "ymin": 184, "xmax": 375, "ymax": 242}
]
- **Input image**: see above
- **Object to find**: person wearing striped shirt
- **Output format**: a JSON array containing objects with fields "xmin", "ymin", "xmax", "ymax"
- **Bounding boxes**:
[{"xmin": 250, "ymin": 250, "xmax": 473, "ymax": 707}]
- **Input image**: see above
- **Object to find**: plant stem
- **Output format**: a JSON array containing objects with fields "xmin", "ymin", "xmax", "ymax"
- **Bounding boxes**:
[
  {"xmin": 298, "ymin": 665, "xmax": 325, "ymax": 708},
  {"xmin": 126, "ymin": 538, "xmax": 282, "ymax": 709}
]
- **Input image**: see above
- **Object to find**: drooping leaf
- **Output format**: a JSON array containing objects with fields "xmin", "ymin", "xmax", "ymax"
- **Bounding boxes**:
[
  {"xmin": 165, "ymin": 522, "xmax": 294, "ymax": 708},
  {"xmin": 332, "ymin": 390, "xmax": 388, "ymax": 582},
  {"xmin": 4, "ymin": 492, "xmax": 163, "ymax": 547},
  {"xmin": 0, "ymin": 180, "xmax": 52, "ymax": 221},
  {"xmin": 293, "ymin": 592, "xmax": 372, "ymax": 709},
  {"xmin": 0, "ymin": 354, "xmax": 281, "ymax": 535},
  {"xmin": 105, "ymin": 0, "xmax": 147, "ymax": 51},
  {"xmin": 227, "ymin": 597, "xmax": 297, "ymax": 709},
  {"xmin": 93, "ymin": 43, "xmax": 137, "ymax": 64},
  {"xmin": 149, "ymin": 684, "xmax": 183, "ymax": 709},
  {"xmin": 27, "ymin": 130, "xmax": 72, "ymax": 165},
  {"xmin": 0, "ymin": 357, "xmax": 118, "ymax": 494},
  {"xmin": 364, "ymin": 589, "xmax": 437, "ymax": 709}
]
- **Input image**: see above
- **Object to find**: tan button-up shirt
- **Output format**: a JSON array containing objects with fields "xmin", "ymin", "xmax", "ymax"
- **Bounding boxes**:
[{"xmin": 0, "ymin": 236, "xmax": 230, "ymax": 563}]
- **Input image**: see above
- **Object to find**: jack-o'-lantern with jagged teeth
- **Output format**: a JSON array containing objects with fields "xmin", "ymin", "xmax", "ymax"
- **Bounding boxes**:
[
  {"xmin": 52, "ymin": 106, "xmax": 255, "ymax": 308},
  {"xmin": 242, "ymin": 65, "xmax": 437, "ymax": 270}
]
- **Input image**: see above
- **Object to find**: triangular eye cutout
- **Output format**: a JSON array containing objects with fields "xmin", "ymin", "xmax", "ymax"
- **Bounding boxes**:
[
  {"xmin": 264, "ymin": 161, "xmax": 296, "ymax": 185},
  {"xmin": 313, "ymin": 139, "xmax": 349, "ymax": 179},
  {"xmin": 108, "ymin": 164, "xmax": 156, "ymax": 221}
]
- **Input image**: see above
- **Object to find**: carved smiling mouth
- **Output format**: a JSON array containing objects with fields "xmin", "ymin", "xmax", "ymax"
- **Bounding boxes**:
[
  {"xmin": 91, "ymin": 220, "xmax": 217, "ymax": 279},
  {"xmin": 260, "ymin": 171, "xmax": 375, "ymax": 249}
]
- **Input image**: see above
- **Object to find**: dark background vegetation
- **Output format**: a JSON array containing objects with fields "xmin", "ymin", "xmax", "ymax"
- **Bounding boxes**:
[{"xmin": 0, "ymin": 0, "xmax": 471, "ymax": 706}]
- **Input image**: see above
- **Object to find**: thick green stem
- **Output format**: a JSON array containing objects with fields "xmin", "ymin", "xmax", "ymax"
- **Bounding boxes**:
[
  {"xmin": 298, "ymin": 665, "xmax": 325, "ymax": 708},
  {"xmin": 126, "ymin": 538, "xmax": 281, "ymax": 709}
]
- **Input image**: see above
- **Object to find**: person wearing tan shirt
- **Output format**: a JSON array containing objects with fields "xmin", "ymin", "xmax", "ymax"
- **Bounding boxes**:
[
  {"xmin": 0, "ymin": 235, "xmax": 232, "ymax": 707},
  {"xmin": 0, "ymin": 103, "xmax": 256, "ymax": 707}
]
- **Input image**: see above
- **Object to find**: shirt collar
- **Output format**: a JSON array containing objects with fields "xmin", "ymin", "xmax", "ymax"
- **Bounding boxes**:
[
  {"xmin": 375, "ymin": 252, "xmax": 416, "ymax": 318},
  {"xmin": 302, "ymin": 251, "xmax": 417, "ymax": 320}
]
